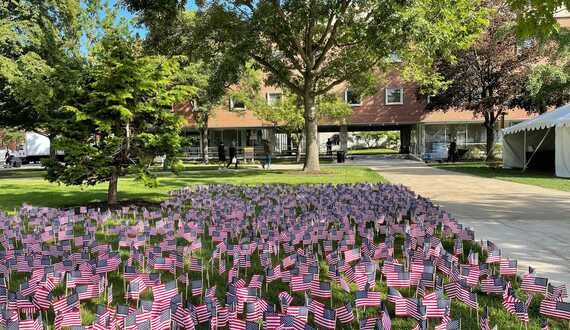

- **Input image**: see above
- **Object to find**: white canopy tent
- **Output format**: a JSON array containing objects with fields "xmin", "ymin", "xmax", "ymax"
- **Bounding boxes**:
[{"xmin": 502, "ymin": 104, "xmax": 570, "ymax": 177}]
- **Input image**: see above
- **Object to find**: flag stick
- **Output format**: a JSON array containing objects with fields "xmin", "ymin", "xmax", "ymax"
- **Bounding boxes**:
[{"xmin": 476, "ymin": 307, "xmax": 480, "ymax": 327}]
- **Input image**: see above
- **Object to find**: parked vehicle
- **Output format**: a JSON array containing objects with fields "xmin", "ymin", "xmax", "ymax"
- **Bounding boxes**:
[{"xmin": 7, "ymin": 132, "xmax": 62, "ymax": 165}]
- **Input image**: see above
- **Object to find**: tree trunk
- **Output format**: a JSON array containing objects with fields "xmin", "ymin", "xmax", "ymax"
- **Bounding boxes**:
[
  {"xmin": 108, "ymin": 166, "xmax": 119, "ymax": 205},
  {"xmin": 296, "ymin": 131, "xmax": 303, "ymax": 164},
  {"xmin": 303, "ymin": 93, "xmax": 320, "ymax": 172},
  {"xmin": 340, "ymin": 125, "xmax": 348, "ymax": 152},
  {"xmin": 200, "ymin": 127, "xmax": 209, "ymax": 164},
  {"xmin": 49, "ymin": 134, "xmax": 56, "ymax": 160},
  {"xmin": 484, "ymin": 123, "xmax": 496, "ymax": 161}
]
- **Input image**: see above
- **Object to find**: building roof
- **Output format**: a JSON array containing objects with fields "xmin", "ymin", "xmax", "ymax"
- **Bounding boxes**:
[{"xmin": 504, "ymin": 103, "xmax": 570, "ymax": 135}]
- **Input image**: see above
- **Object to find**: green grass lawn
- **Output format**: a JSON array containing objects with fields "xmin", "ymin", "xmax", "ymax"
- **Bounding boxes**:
[
  {"xmin": 349, "ymin": 147, "xmax": 398, "ymax": 155},
  {"xmin": 0, "ymin": 166, "xmax": 384, "ymax": 210},
  {"xmin": 432, "ymin": 162, "xmax": 570, "ymax": 192},
  {"xmin": 1, "ymin": 166, "xmax": 564, "ymax": 329}
]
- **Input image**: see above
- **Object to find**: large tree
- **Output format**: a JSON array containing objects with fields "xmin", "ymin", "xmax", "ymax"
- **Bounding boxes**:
[
  {"xmin": 0, "ymin": 0, "xmax": 83, "ymax": 153},
  {"xmin": 518, "ymin": 29, "xmax": 570, "ymax": 114},
  {"xmin": 148, "ymin": 0, "xmax": 488, "ymax": 172},
  {"xmin": 253, "ymin": 90, "xmax": 351, "ymax": 164},
  {"xmin": 428, "ymin": 1, "xmax": 541, "ymax": 160},
  {"xmin": 44, "ymin": 25, "xmax": 198, "ymax": 205},
  {"xmin": 197, "ymin": 0, "xmax": 489, "ymax": 171},
  {"xmin": 141, "ymin": 10, "xmax": 251, "ymax": 163}
]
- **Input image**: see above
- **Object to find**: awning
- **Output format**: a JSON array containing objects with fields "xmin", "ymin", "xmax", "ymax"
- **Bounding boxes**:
[{"xmin": 503, "ymin": 104, "xmax": 570, "ymax": 135}]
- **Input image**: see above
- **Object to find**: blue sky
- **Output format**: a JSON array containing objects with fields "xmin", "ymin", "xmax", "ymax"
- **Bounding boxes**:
[
  {"xmin": 80, "ymin": 0, "xmax": 196, "ymax": 54},
  {"xmin": 110, "ymin": 0, "xmax": 198, "ymax": 38},
  {"xmin": 110, "ymin": 0, "xmax": 147, "ymax": 37}
]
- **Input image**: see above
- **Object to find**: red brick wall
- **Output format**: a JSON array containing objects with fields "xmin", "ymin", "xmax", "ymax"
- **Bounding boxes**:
[{"xmin": 176, "ymin": 72, "xmax": 534, "ymax": 129}]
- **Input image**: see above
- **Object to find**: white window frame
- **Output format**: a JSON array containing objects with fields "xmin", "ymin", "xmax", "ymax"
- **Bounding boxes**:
[
  {"xmin": 385, "ymin": 87, "xmax": 404, "ymax": 105},
  {"xmin": 344, "ymin": 89, "xmax": 362, "ymax": 106},
  {"xmin": 266, "ymin": 92, "xmax": 283, "ymax": 106},
  {"xmin": 230, "ymin": 97, "xmax": 246, "ymax": 111}
]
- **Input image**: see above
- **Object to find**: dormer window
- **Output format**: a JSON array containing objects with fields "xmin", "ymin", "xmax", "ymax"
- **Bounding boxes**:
[
  {"xmin": 230, "ymin": 97, "xmax": 246, "ymax": 111},
  {"xmin": 266, "ymin": 92, "xmax": 282, "ymax": 106},
  {"xmin": 345, "ymin": 89, "xmax": 362, "ymax": 106},
  {"xmin": 385, "ymin": 88, "xmax": 403, "ymax": 105}
]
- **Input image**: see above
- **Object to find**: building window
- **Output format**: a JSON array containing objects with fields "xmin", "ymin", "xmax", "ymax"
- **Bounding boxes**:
[
  {"xmin": 266, "ymin": 92, "xmax": 282, "ymax": 106},
  {"xmin": 345, "ymin": 89, "xmax": 362, "ymax": 106},
  {"xmin": 385, "ymin": 88, "xmax": 403, "ymax": 105},
  {"xmin": 230, "ymin": 97, "xmax": 246, "ymax": 111}
]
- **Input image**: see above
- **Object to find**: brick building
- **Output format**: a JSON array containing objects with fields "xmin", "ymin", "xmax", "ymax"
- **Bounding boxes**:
[
  {"xmin": 178, "ymin": 70, "xmax": 533, "ymax": 161},
  {"xmin": 177, "ymin": 11, "xmax": 570, "ymax": 161}
]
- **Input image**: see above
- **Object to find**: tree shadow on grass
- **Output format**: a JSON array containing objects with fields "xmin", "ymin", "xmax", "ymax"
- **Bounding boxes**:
[
  {"xmin": 0, "ymin": 167, "xmax": 379, "ymax": 210},
  {"xmin": 0, "ymin": 169, "xmax": 310, "ymax": 210}
]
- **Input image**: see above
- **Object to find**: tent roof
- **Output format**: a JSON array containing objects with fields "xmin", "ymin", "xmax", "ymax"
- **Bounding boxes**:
[{"xmin": 503, "ymin": 103, "xmax": 570, "ymax": 135}]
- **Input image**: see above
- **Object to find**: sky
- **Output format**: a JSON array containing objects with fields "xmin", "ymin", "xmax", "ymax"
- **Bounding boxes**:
[
  {"xmin": 80, "ymin": 0, "xmax": 197, "ymax": 54},
  {"xmin": 110, "ymin": 0, "xmax": 198, "ymax": 38},
  {"xmin": 110, "ymin": 0, "xmax": 148, "ymax": 38}
]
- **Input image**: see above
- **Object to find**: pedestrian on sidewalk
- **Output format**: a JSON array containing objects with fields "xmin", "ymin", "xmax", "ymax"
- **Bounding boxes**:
[
  {"xmin": 262, "ymin": 139, "xmax": 272, "ymax": 170},
  {"xmin": 448, "ymin": 139, "xmax": 457, "ymax": 163},
  {"xmin": 218, "ymin": 142, "xmax": 226, "ymax": 163},
  {"xmin": 227, "ymin": 140, "xmax": 239, "ymax": 169}
]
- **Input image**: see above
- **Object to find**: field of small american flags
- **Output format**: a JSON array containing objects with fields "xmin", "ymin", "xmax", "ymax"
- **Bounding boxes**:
[{"xmin": 0, "ymin": 183, "xmax": 568, "ymax": 329}]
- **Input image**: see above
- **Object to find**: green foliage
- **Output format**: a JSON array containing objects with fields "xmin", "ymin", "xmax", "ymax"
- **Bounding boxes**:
[
  {"xmin": 43, "ymin": 23, "xmax": 198, "ymax": 203},
  {"xmin": 195, "ymin": 0, "xmax": 489, "ymax": 97},
  {"xmin": 507, "ymin": 0, "xmax": 570, "ymax": 37},
  {"xmin": 427, "ymin": 2, "xmax": 542, "ymax": 158},
  {"xmin": 253, "ymin": 91, "xmax": 352, "ymax": 134},
  {"xmin": 518, "ymin": 28, "xmax": 570, "ymax": 113},
  {"xmin": 0, "ymin": 0, "xmax": 83, "ymax": 133},
  {"xmin": 0, "ymin": 129, "xmax": 24, "ymax": 148},
  {"xmin": 353, "ymin": 131, "xmax": 400, "ymax": 148},
  {"xmin": 524, "ymin": 63, "xmax": 570, "ymax": 113}
]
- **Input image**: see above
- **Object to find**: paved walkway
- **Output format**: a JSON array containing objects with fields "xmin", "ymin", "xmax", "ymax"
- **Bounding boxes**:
[{"xmin": 350, "ymin": 155, "xmax": 570, "ymax": 287}]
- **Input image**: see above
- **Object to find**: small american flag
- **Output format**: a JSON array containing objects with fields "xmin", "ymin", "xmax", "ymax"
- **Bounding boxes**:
[
  {"xmin": 499, "ymin": 258, "xmax": 517, "ymax": 276},
  {"xmin": 386, "ymin": 271, "xmax": 411, "ymax": 288},
  {"xmin": 313, "ymin": 307, "xmax": 336, "ymax": 329},
  {"xmin": 355, "ymin": 290, "xmax": 381, "ymax": 308},
  {"xmin": 344, "ymin": 248, "xmax": 360, "ymax": 263},
  {"xmin": 480, "ymin": 306, "xmax": 491, "ymax": 330},
  {"xmin": 521, "ymin": 274, "xmax": 548, "ymax": 295},
  {"xmin": 467, "ymin": 250, "xmax": 478, "ymax": 266},
  {"xmin": 540, "ymin": 299, "xmax": 570, "ymax": 320},
  {"xmin": 335, "ymin": 302, "xmax": 354, "ymax": 324}
]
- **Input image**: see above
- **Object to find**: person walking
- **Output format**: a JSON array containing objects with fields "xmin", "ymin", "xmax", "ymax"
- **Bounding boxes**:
[
  {"xmin": 4, "ymin": 149, "xmax": 12, "ymax": 168},
  {"xmin": 448, "ymin": 138, "xmax": 457, "ymax": 163},
  {"xmin": 218, "ymin": 142, "xmax": 226, "ymax": 163},
  {"xmin": 326, "ymin": 138, "xmax": 332, "ymax": 157},
  {"xmin": 262, "ymin": 140, "xmax": 272, "ymax": 170},
  {"xmin": 227, "ymin": 140, "xmax": 238, "ymax": 169}
]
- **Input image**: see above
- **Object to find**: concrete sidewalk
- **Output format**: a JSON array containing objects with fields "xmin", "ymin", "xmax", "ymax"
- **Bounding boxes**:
[{"xmin": 351, "ymin": 155, "xmax": 570, "ymax": 286}]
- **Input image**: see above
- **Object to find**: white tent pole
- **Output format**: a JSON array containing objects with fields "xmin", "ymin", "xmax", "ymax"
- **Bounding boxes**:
[{"xmin": 523, "ymin": 127, "xmax": 552, "ymax": 172}]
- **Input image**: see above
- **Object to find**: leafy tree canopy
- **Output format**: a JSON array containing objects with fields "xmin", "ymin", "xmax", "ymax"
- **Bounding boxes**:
[
  {"xmin": 427, "ymin": 1, "xmax": 542, "ymax": 159},
  {"xmin": 44, "ymin": 17, "xmax": 200, "ymax": 204},
  {"xmin": 507, "ymin": 0, "xmax": 570, "ymax": 37},
  {"xmin": 0, "ymin": 0, "xmax": 83, "ymax": 135}
]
